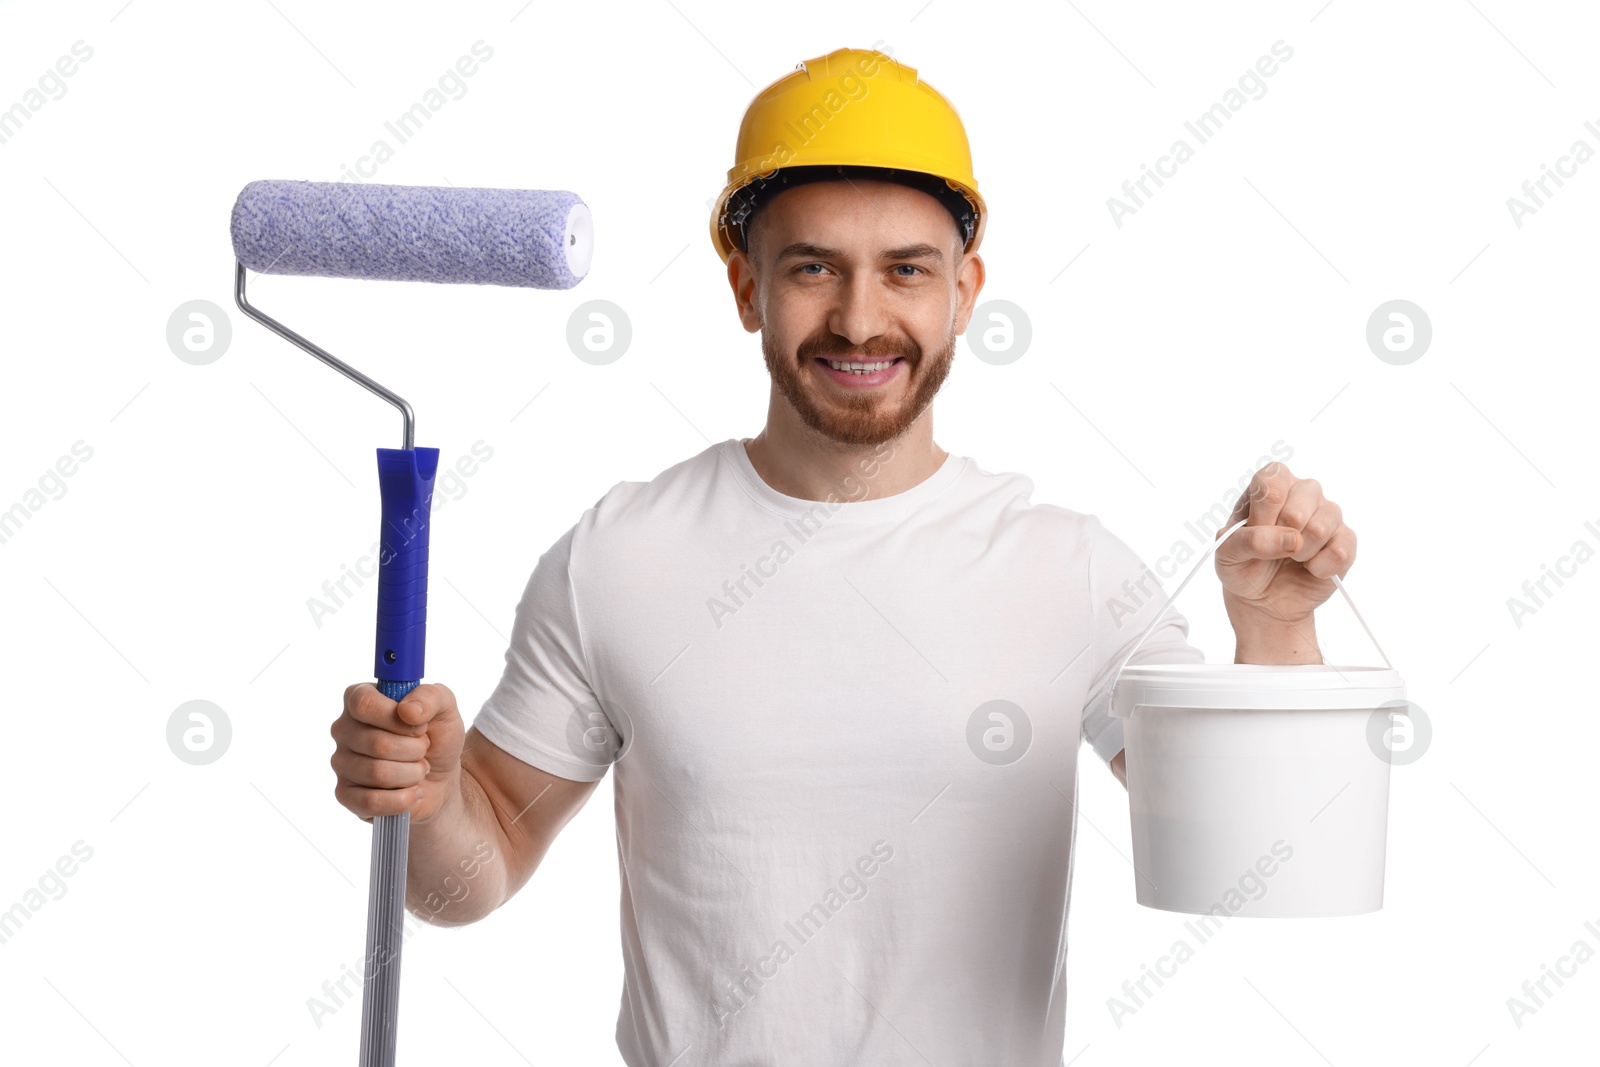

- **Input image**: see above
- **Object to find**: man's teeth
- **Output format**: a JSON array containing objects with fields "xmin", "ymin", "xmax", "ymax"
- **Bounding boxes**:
[{"xmin": 826, "ymin": 359, "xmax": 897, "ymax": 374}]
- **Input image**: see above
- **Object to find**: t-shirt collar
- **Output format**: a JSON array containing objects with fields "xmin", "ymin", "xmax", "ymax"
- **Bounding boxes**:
[{"xmin": 720, "ymin": 437, "xmax": 968, "ymax": 525}]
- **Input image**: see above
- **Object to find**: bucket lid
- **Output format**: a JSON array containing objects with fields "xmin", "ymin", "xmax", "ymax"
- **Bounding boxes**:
[{"xmin": 1110, "ymin": 662, "xmax": 1406, "ymax": 717}]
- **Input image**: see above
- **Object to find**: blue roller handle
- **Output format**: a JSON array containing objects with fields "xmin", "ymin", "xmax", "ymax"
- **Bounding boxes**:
[
  {"xmin": 359, "ymin": 446, "xmax": 438, "ymax": 1067},
  {"xmin": 375, "ymin": 447, "xmax": 439, "ymax": 681}
]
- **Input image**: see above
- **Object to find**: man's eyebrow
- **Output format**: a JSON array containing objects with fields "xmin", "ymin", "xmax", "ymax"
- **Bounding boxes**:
[
  {"xmin": 880, "ymin": 243, "xmax": 944, "ymax": 262},
  {"xmin": 773, "ymin": 241, "xmax": 945, "ymax": 262},
  {"xmin": 774, "ymin": 242, "xmax": 844, "ymax": 262}
]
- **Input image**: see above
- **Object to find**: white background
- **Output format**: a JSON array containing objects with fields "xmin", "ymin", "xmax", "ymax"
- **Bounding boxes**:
[{"xmin": 1, "ymin": 1, "xmax": 1595, "ymax": 1064}]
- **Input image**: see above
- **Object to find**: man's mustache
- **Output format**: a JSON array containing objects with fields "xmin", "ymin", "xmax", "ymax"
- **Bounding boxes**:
[{"xmin": 795, "ymin": 332, "xmax": 921, "ymax": 364}]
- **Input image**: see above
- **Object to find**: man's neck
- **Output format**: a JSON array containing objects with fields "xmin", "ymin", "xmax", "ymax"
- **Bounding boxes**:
[{"xmin": 741, "ymin": 404, "xmax": 947, "ymax": 503}]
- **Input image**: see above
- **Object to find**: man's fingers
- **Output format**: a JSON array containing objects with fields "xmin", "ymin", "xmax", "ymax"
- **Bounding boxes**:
[
  {"xmin": 334, "ymin": 781, "xmax": 419, "ymax": 820},
  {"xmin": 1304, "ymin": 525, "xmax": 1357, "ymax": 580},
  {"xmin": 332, "ymin": 681, "xmax": 462, "ymax": 826},
  {"xmin": 1221, "ymin": 467, "xmax": 1345, "ymax": 566},
  {"xmin": 1258, "ymin": 470, "xmax": 1338, "ymax": 567},
  {"xmin": 1288, "ymin": 500, "xmax": 1342, "ymax": 563},
  {"xmin": 1233, "ymin": 461, "xmax": 1296, "ymax": 529},
  {"xmin": 333, "ymin": 720, "xmax": 431, "ymax": 762},
  {"xmin": 395, "ymin": 682, "xmax": 459, "ymax": 729},
  {"xmin": 1272, "ymin": 477, "xmax": 1325, "ymax": 549},
  {"xmin": 1216, "ymin": 523, "xmax": 1303, "ymax": 565},
  {"xmin": 331, "ymin": 749, "xmax": 430, "ymax": 789},
  {"xmin": 345, "ymin": 683, "xmax": 426, "ymax": 736}
]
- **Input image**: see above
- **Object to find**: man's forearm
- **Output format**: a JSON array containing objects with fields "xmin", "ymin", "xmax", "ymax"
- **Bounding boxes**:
[{"xmin": 404, "ymin": 769, "xmax": 513, "ymax": 927}]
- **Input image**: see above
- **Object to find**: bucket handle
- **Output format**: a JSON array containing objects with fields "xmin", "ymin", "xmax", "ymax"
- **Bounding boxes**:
[{"xmin": 1106, "ymin": 516, "xmax": 1394, "ymax": 716}]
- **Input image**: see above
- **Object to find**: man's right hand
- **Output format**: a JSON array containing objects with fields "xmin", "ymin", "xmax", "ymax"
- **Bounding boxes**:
[{"xmin": 331, "ymin": 682, "xmax": 465, "ymax": 824}]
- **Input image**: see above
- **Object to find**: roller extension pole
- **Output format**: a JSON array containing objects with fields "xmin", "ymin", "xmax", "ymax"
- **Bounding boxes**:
[{"xmin": 360, "ymin": 809, "xmax": 410, "ymax": 1065}]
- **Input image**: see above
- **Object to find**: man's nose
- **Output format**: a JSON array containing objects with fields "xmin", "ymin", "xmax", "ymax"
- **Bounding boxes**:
[{"xmin": 826, "ymin": 270, "xmax": 892, "ymax": 347}]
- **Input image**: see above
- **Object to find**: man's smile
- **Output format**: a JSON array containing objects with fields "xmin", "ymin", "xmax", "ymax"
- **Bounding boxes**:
[{"xmin": 811, "ymin": 355, "xmax": 906, "ymax": 389}]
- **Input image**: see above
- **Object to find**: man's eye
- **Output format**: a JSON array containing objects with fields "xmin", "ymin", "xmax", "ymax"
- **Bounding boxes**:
[
  {"xmin": 893, "ymin": 264, "xmax": 922, "ymax": 276},
  {"xmin": 799, "ymin": 263, "xmax": 826, "ymax": 275}
]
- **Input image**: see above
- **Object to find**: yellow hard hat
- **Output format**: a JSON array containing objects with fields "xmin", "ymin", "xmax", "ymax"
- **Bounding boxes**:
[{"xmin": 710, "ymin": 46, "xmax": 986, "ymax": 264}]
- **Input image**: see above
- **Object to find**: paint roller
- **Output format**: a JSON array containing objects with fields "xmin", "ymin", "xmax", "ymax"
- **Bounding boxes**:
[{"xmin": 230, "ymin": 179, "xmax": 593, "ymax": 1066}]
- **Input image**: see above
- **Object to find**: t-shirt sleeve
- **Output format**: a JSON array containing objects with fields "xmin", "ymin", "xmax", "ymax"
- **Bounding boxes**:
[
  {"xmin": 470, "ymin": 519, "xmax": 613, "ymax": 783},
  {"xmin": 1079, "ymin": 515, "xmax": 1206, "ymax": 766}
]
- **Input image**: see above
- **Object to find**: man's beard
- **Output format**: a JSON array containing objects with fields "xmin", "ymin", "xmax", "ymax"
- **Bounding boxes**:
[{"xmin": 761, "ymin": 325, "xmax": 956, "ymax": 447}]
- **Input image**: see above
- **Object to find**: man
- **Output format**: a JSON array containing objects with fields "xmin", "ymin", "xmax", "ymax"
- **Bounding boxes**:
[{"xmin": 330, "ymin": 47, "xmax": 1352, "ymax": 1065}]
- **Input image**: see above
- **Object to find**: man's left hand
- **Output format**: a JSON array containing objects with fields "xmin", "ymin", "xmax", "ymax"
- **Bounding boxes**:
[{"xmin": 1215, "ymin": 463, "xmax": 1355, "ymax": 658}]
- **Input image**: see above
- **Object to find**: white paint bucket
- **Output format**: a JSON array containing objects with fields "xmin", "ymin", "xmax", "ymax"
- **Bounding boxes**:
[{"xmin": 1108, "ymin": 518, "xmax": 1407, "ymax": 918}]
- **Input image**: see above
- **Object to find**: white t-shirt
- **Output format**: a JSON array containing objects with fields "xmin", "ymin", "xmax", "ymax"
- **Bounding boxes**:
[{"xmin": 472, "ymin": 438, "xmax": 1204, "ymax": 1066}]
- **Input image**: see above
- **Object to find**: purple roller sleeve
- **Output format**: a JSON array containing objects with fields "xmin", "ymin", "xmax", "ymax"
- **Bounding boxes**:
[{"xmin": 229, "ymin": 179, "xmax": 593, "ymax": 288}]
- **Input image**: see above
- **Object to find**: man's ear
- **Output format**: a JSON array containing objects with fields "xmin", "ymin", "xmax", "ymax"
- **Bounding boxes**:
[
  {"xmin": 727, "ymin": 248, "xmax": 763, "ymax": 334},
  {"xmin": 952, "ymin": 251, "xmax": 986, "ymax": 336}
]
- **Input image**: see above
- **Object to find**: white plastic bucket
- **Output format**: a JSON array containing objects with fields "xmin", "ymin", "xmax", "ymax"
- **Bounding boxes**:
[{"xmin": 1107, "ymin": 518, "xmax": 1407, "ymax": 918}]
